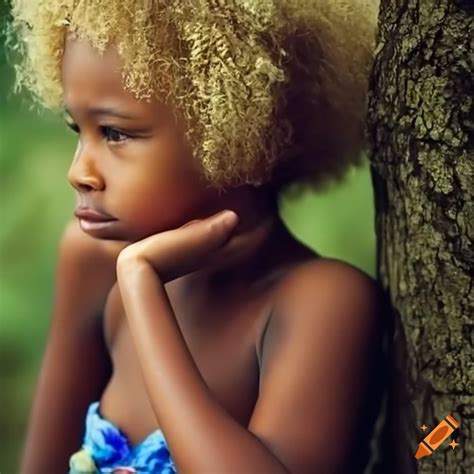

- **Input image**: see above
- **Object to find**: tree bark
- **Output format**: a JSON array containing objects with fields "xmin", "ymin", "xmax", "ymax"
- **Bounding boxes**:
[{"xmin": 367, "ymin": 1, "xmax": 473, "ymax": 473}]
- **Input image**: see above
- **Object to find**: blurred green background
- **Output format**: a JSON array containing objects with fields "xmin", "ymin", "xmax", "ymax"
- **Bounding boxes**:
[{"xmin": 0, "ymin": 4, "xmax": 375, "ymax": 472}]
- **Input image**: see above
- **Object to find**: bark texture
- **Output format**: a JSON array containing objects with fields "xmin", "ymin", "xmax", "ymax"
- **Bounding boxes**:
[{"xmin": 367, "ymin": 1, "xmax": 473, "ymax": 473}]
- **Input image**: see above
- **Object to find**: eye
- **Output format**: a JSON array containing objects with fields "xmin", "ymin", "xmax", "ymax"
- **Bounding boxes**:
[{"xmin": 101, "ymin": 126, "xmax": 130, "ymax": 143}]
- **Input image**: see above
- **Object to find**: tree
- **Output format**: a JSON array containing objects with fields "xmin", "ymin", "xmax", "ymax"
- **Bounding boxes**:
[{"xmin": 367, "ymin": 1, "xmax": 473, "ymax": 473}]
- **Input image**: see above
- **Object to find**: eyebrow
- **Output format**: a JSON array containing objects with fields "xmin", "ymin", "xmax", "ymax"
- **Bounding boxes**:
[{"xmin": 64, "ymin": 106, "xmax": 137, "ymax": 120}]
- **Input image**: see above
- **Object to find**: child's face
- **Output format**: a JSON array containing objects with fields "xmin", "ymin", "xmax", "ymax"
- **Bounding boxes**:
[{"xmin": 62, "ymin": 36, "xmax": 218, "ymax": 242}]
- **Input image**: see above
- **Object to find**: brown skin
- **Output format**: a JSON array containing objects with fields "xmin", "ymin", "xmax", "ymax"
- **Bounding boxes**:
[{"xmin": 20, "ymin": 36, "xmax": 385, "ymax": 473}]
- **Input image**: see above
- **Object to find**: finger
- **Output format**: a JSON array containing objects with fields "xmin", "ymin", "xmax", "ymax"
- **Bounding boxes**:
[
  {"xmin": 179, "ymin": 219, "xmax": 202, "ymax": 229},
  {"xmin": 175, "ymin": 210, "xmax": 239, "ymax": 257},
  {"xmin": 141, "ymin": 210, "xmax": 239, "ymax": 281},
  {"xmin": 179, "ymin": 209, "xmax": 237, "ymax": 229}
]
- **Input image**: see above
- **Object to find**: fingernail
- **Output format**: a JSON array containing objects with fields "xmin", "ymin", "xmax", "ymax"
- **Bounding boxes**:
[{"xmin": 220, "ymin": 210, "xmax": 238, "ymax": 227}]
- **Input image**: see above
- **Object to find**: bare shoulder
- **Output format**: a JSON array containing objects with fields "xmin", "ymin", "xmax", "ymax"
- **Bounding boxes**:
[
  {"xmin": 279, "ymin": 258, "xmax": 379, "ymax": 296},
  {"xmin": 250, "ymin": 258, "xmax": 384, "ymax": 472},
  {"xmin": 257, "ymin": 257, "xmax": 381, "ymax": 366},
  {"xmin": 275, "ymin": 256, "xmax": 381, "ymax": 317},
  {"xmin": 260, "ymin": 256, "xmax": 381, "ymax": 352},
  {"xmin": 268, "ymin": 256, "xmax": 383, "ymax": 359}
]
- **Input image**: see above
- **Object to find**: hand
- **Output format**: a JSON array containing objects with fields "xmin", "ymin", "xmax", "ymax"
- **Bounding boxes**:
[{"xmin": 116, "ymin": 210, "xmax": 240, "ymax": 283}]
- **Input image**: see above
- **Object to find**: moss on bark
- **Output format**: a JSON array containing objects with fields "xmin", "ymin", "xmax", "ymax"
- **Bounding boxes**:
[{"xmin": 367, "ymin": 1, "xmax": 473, "ymax": 472}]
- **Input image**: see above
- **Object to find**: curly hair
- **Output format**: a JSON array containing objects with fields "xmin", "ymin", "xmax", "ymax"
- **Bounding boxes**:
[{"xmin": 8, "ymin": 0, "xmax": 379, "ymax": 196}]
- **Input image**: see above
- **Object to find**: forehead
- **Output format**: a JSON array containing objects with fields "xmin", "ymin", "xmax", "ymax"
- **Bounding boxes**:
[{"xmin": 61, "ymin": 36, "xmax": 156, "ymax": 118}]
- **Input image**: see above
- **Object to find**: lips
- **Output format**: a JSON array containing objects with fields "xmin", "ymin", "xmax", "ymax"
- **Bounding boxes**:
[{"xmin": 74, "ymin": 207, "xmax": 116, "ymax": 222}]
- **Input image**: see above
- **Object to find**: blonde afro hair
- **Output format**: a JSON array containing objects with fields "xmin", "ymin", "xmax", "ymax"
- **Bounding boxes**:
[{"xmin": 9, "ymin": 0, "xmax": 379, "ymax": 195}]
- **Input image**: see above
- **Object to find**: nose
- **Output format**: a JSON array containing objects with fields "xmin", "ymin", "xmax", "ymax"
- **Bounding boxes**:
[{"xmin": 67, "ymin": 142, "xmax": 105, "ymax": 192}]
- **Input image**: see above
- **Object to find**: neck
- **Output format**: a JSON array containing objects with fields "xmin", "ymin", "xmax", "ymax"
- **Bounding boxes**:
[{"xmin": 177, "ymin": 199, "xmax": 293, "ymax": 298}]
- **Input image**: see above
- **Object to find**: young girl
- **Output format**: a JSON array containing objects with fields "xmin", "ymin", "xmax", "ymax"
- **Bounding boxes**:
[{"xmin": 10, "ymin": 1, "xmax": 388, "ymax": 472}]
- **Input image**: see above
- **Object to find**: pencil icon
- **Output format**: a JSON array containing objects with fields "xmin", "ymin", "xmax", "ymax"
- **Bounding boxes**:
[{"xmin": 415, "ymin": 414, "xmax": 460, "ymax": 459}]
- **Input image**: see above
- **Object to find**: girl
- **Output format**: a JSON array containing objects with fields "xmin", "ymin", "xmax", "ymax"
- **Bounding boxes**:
[{"xmin": 10, "ymin": 1, "xmax": 388, "ymax": 472}]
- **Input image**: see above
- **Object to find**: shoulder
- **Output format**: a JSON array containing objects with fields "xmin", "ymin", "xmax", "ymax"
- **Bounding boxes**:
[
  {"xmin": 279, "ymin": 256, "xmax": 379, "ymax": 296},
  {"xmin": 276, "ymin": 257, "xmax": 381, "ymax": 319},
  {"xmin": 250, "ymin": 258, "xmax": 384, "ymax": 471},
  {"xmin": 257, "ymin": 257, "xmax": 381, "ymax": 367}
]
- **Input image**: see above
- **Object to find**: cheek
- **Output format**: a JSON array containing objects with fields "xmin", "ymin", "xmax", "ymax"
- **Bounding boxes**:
[
  {"xmin": 118, "ymin": 129, "xmax": 214, "ymax": 234},
  {"xmin": 121, "ymin": 157, "xmax": 210, "ymax": 234}
]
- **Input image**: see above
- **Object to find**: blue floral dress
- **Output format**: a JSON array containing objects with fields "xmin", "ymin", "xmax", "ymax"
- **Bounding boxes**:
[{"xmin": 69, "ymin": 401, "xmax": 177, "ymax": 473}]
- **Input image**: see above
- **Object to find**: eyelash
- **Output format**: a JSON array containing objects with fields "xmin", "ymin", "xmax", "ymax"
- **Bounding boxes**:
[{"xmin": 66, "ymin": 122, "xmax": 131, "ymax": 143}]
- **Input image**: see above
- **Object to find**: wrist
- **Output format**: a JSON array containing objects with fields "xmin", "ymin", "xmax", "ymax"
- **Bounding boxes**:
[{"xmin": 116, "ymin": 249, "xmax": 150, "ymax": 276}]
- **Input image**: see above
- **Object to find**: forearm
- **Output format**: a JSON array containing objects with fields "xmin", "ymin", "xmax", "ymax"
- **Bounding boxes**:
[{"xmin": 117, "ymin": 258, "xmax": 289, "ymax": 474}]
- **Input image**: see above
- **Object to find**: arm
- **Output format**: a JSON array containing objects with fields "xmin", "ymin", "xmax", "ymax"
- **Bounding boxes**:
[
  {"xmin": 19, "ymin": 219, "xmax": 126, "ymax": 474},
  {"xmin": 116, "ymin": 254, "xmax": 380, "ymax": 473},
  {"xmin": 250, "ymin": 260, "xmax": 382, "ymax": 473},
  {"xmin": 116, "ymin": 258, "xmax": 290, "ymax": 474}
]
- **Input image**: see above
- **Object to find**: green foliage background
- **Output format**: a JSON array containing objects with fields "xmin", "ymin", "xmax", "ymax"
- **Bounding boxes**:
[{"xmin": 0, "ymin": 3, "xmax": 376, "ymax": 471}]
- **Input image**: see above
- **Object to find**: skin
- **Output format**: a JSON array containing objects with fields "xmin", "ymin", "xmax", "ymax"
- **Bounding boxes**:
[
  {"xmin": 20, "ymin": 35, "xmax": 388, "ymax": 473},
  {"xmin": 62, "ymin": 35, "xmax": 312, "ymax": 297}
]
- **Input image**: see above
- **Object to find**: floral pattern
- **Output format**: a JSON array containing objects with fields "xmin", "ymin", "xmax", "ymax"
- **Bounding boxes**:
[{"xmin": 69, "ymin": 401, "xmax": 177, "ymax": 473}]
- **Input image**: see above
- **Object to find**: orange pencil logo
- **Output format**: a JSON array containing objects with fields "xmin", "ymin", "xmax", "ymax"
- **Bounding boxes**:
[{"xmin": 415, "ymin": 414, "xmax": 460, "ymax": 459}]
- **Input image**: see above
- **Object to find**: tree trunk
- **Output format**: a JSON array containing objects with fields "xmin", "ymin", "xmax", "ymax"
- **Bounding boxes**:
[{"xmin": 367, "ymin": 1, "xmax": 473, "ymax": 473}]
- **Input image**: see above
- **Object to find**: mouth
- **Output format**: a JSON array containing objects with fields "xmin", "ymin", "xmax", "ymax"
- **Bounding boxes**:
[
  {"xmin": 77, "ymin": 218, "xmax": 117, "ymax": 232},
  {"xmin": 74, "ymin": 207, "xmax": 116, "ymax": 220},
  {"xmin": 74, "ymin": 207, "xmax": 117, "ymax": 232}
]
